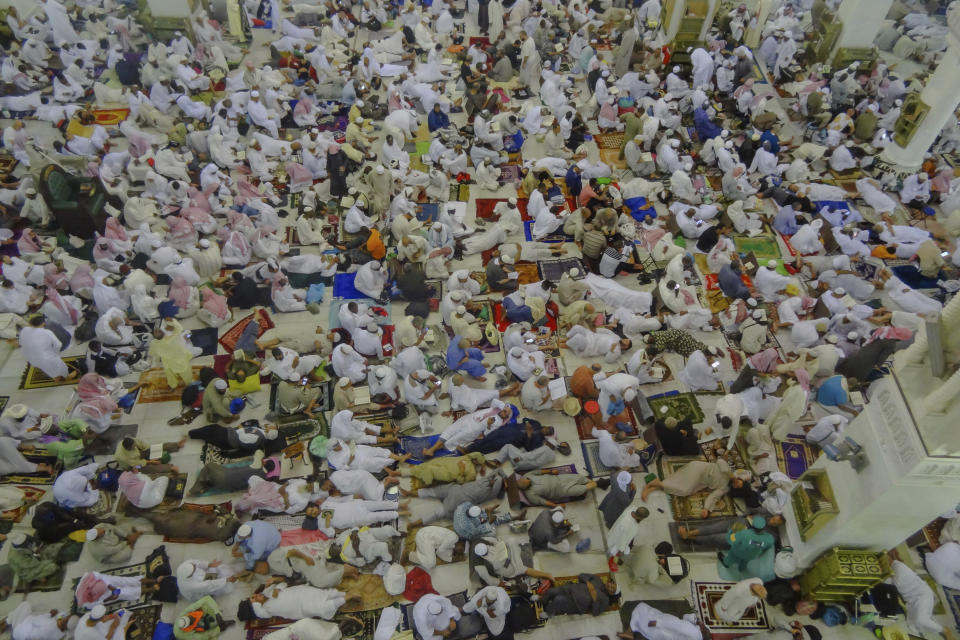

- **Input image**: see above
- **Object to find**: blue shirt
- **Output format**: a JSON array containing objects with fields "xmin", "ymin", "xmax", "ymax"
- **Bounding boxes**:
[
  {"xmin": 760, "ymin": 130, "xmax": 780, "ymax": 154},
  {"xmin": 694, "ymin": 107, "xmax": 722, "ymax": 141},
  {"xmin": 452, "ymin": 502, "xmax": 495, "ymax": 539},
  {"xmin": 428, "ymin": 109, "xmax": 450, "ymax": 132},
  {"xmin": 565, "ymin": 167, "xmax": 582, "ymax": 196},
  {"xmin": 238, "ymin": 520, "xmax": 282, "ymax": 569}
]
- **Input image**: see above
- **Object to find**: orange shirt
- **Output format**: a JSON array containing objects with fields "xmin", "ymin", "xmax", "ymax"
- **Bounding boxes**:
[
  {"xmin": 366, "ymin": 229, "xmax": 386, "ymax": 260},
  {"xmin": 570, "ymin": 365, "xmax": 599, "ymax": 399}
]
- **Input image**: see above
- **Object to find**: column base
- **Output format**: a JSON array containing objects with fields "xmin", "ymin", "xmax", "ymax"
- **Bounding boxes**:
[{"xmin": 876, "ymin": 150, "xmax": 921, "ymax": 177}]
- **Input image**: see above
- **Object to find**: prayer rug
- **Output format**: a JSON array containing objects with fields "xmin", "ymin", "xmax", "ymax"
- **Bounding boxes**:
[
  {"xmin": 647, "ymin": 391, "xmax": 706, "ymax": 425},
  {"xmin": 259, "ymin": 512, "xmax": 310, "ymax": 531},
  {"xmin": 575, "ymin": 406, "xmax": 640, "ymax": 441},
  {"xmin": 0, "ymin": 485, "xmax": 46, "ymax": 523},
  {"xmin": 523, "ymin": 220, "xmax": 573, "ymax": 243},
  {"xmin": 778, "ymin": 232, "xmax": 798, "ymax": 256},
  {"xmin": 336, "ymin": 605, "xmax": 387, "ymax": 640},
  {"xmin": 91, "ymin": 108, "xmax": 130, "ymax": 125},
  {"xmin": 668, "ymin": 517, "xmax": 743, "ymax": 554},
  {"xmin": 703, "ymin": 272, "xmax": 753, "ymax": 291},
  {"xmin": 403, "ymin": 525, "xmax": 468, "ymax": 564},
  {"xmin": 72, "ymin": 559, "xmax": 151, "ymax": 613},
  {"xmin": 117, "ymin": 473, "xmax": 188, "ymax": 514},
  {"xmin": 580, "ymin": 440, "xmax": 614, "ymax": 478},
  {"xmin": 491, "ymin": 299, "xmax": 559, "ymax": 334},
  {"xmin": 595, "ymin": 132, "xmax": 625, "ymax": 150},
  {"xmin": 475, "ymin": 197, "xmax": 528, "ymax": 221},
  {"xmin": 15, "ymin": 539, "xmax": 84, "ymax": 592},
  {"xmin": 0, "ymin": 452, "xmax": 60, "ymax": 484},
  {"xmin": 84, "ymin": 423, "xmax": 139, "ymax": 456},
  {"xmin": 733, "ymin": 234, "xmax": 781, "ymax": 262},
  {"xmin": 188, "ymin": 327, "xmax": 220, "ymax": 356},
  {"xmin": 658, "ymin": 458, "xmax": 737, "ymax": 519},
  {"xmin": 417, "ymin": 202, "xmax": 439, "ymax": 223},
  {"xmin": 19, "ymin": 355, "xmax": 86, "ymax": 390},
  {"xmin": 449, "ymin": 183, "xmax": 470, "ymax": 202},
  {"xmin": 705, "ymin": 288, "xmax": 731, "ymax": 313},
  {"xmin": 550, "ymin": 573, "xmax": 619, "ymax": 612},
  {"xmin": 537, "ymin": 258, "xmax": 584, "ymax": 282},
  {"xmin": 619, "ymin": 600, "xmax": 695, "ymax": 630},
  {"xmin": 892, "ymin": 264, "xmax": 941, "ymax": 290},
  {"xmin": 332, "ymin": 272, "xmax": 372, "ymax": 299},
  {"xmin": 0, "ymin": 155, "xmax": 18, "ymax": 173},
  {"xmin": 161, "ymin": 501, "xmax": 234, "ymax": 543},
  {"xmin": 219, "ymin": 309, "xmax": 275, "ymax": 352},
  {"xmin": 136, "ymin": 366, "xmax": 205, "ymax": 404},
  {"xmin": 212, "ymin": 353, "xmax": 270, "ymax": 385},
  {"xmin": 499, "ymin": 164, "xmax": 522, "ymax": 184},
  {"xmin": 124, "ymin": 604, "xmax": 161, "ymax": 640},
  {"xmin": 775, "ymin": 435, "xmax": 818, "ymax": 479},
  {"xmin": 399, "ymin": 434, "xmax": 456, "ymax": 461},
  {"xmin": 514, "ymin": 262, "xmax": 541, "ymax": 285},
  {"xmin": 692, "ymin": 581, "xmax": 770, "ymax": 634},
  {"xmin": 700, "ymin": 438, "xmax": 747, "ymax": 471}
]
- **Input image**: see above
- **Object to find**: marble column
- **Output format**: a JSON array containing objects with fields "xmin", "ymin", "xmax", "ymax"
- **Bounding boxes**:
[{"xmin": 833, "ymin": 0, "xmax": 895, "ymax": 53}]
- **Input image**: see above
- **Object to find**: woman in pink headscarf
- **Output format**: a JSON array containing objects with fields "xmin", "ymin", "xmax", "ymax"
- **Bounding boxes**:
[
  {"xmin": 167, "ymin": 276, "xmax": 199, "ymax": 318},
  {"xmin": 198, "ymin": 287, "xmax": 232, "ymax": 327},
  {"xmin": 74, "ymin": 372, "xmax": 120, "ymax": 433},
  {"xmin": 270, "ymin": 274, "xmax": 306, "ymax": 312},
  {"xmin": 69, "ymin": 263, "xmax": 96, "ymax": 299}
]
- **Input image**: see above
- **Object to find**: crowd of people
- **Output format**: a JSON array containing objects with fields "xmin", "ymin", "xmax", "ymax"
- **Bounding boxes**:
[{"xmin": 0, "ymin": 0, "xmax": 958, "ymax": 638}]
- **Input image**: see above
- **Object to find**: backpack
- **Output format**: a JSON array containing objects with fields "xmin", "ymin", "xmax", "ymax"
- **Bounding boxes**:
[
  {"xmin": 97, "ymin": 461, "xmax": 122, "ymax": 491},
  {"xmin": 31, "ymin": 502, "xmax": 97, "ymax": 543}
]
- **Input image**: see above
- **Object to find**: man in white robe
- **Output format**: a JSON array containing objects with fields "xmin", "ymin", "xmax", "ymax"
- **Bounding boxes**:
[
  {"xmin": 354, "ymin": 262, "xmax": 387, "ymax": 301},
  {"xmin": 715, "ymin": 578, "xmax": 765, "ymax": 623},
  {"xmin": 412, "ymin": 595, "xmax": 461, "ymax": 640},
  {"xmin": 462, "ymin": 586, "xmax": 511, "ymax": 636},
  {"xmin": 331, "ymin": 344, "xmax": 368, "ymax": 383},
  {"xmin": 626, "ymin": 601, "xmax": 702, "ymax": 640}
]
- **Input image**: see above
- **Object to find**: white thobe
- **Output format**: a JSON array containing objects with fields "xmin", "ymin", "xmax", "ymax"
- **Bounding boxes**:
[
  {"xmin": 462, "ymin": 587, "xmax": 511, "ymax": 635},
  {"xmin": 409, "ymin": 526, "xmax": 459, "ymax": 570},
  {"xmin": 412, "ymin": 595, "xmax": 461, "ymax": 640}
]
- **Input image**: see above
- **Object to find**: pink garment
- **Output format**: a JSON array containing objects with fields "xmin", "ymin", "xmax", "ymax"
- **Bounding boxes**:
[
  {"xmin": 226, "ymin": 209, "xmax": 256, "ymax": 234},
  {"xmin": 641, "ymin": 227, "xmax": 667, "ymax": 250},
  {"xmin": 236, "ymin": 478, "xmax": 285, "ymax": 513},
  {"xmin": 270, "ymin": 274, "xmax": 288, "ymax": 296},
  {"xmin": 46, "ymin": 288, "xmax": 80, "ymax": 324},
  {"xmin": 793, "ymin": 367, "xmax": 810, "ymax": 392},
  {"xmin": 17, "ymin": 229, "xmax": 41, "ymax": 254},
  {"xmin": 44, "ymin": 264, "xmax": 70, "ymax": 290},
  {"xmin": 747, "ymin": 348, "xmax": 781, "ymax": 373},
  {"xmin": 70, "ymin": 264, "xmax": 95, "ymax": 293},
  {"xmin": 105, "ymin": 217, "xmax": 130, "ymax": 242},
  {"xmin": 168, "ymin": 277, "xmax": 192, "ymax": 308},
  {"xmin": 932, "ymin": 169, "xmax": 953, "ymax": 194},
  {"xmin": 285, "ymin": 162, "xmax": 313, "ymax": 189},
  {"xmin": 168, "ymin": 216, "xmax": 197, "ymax": 245},
  {"xmin": 92, "ymin": 236, "xmax": 119, "ymax": 262},
  {"xmin": 869, "ymin": 326, "xmax": 912, "ymax": 343},
  {"xmin": 236, "ymin": 178, "xmax": 262, "ymax": 204},
  {"xmin": 77, "ymin": 373, "xmax": 117, "ymax": 416},
  {"xmin": 201, "ymin": 287, "xmax": 230, "ymax": 319},
  {"xmin": 118, "ymin": 470, "xmax": 146, "ymax": 504},
  {"xmin": 279, "ymin": 528, "xmax": 328, "ymax": 546},
  {"xmin": 293, "ymin": 98, "xmax": 314, "ymax": 120},
  {"xmin": 127, "ymin": 137, "xmax": 150, "ymax": 158},
  {"xmin": 75, "ymin": 573, "xmax": 109, "ymax": 608}
]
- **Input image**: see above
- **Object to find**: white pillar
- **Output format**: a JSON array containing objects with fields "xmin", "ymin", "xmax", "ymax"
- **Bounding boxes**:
[
  {"xmin": 834, "ymin": 0, "xmax": 895, "ymax": 51},
  {"xmin": 697, "ymin": 0, "xmax": 720, "ymax": 42},
  {"xmin": 881, "ymin": 42, "xmax": 960, "ymax": 171},
  {"xmin": 745, "ymin": 0, "xmax": 773, "ymax": 49},
  {"xmin": 663, "ymin": 0, "xmax": 687, "ymax": 42},
  {"xmin": 146, "ymin": 0, "xmax": 193, "ymax": 18}
]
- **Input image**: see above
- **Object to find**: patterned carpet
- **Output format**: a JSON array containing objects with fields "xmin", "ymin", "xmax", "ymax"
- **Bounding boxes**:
[
  {"xmin": 0, "ymin": 485, "xmax": 46, "ymax": 522},
  {"xmin": 219, "ymin": 309, "xmax": 276, "ymax": 352},
  {"xmin": 594, "ymin": 131, "xmax": 625, "ymax": 150},
  {"xmin": 776, "ymin": 435, "xmax": 819, "ymax": 479},
  {"xmin": 658, "ymin": 458, "xmax": 737, "ymax": 519},
  {"xmin": 647, "ymin": 392, "xmax": 706, "ymax": 425},
  {"xmin": 136, "ymin": 366, "xmax": 205, "ymax": 404},
  {"xmin": 692, "ymin": 580, "xmax": 770, "ymax": 633},
  {"xmin": 19, "ymin": 356, "xmax": 86, "ymax": 390}
]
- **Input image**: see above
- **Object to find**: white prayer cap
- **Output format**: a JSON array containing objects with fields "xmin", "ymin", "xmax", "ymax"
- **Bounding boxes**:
[
  {"xmin": 570, "ymin": 268, "xmax": 580, "ymax": 277},
  {"xmin": 473, "ymin": 542, "xmax": 489, "ymax": 557},
  {"xmin": 311, "ymin": 127, "xmax": 320, "ymax": 134},
  {"xmin": 237, "ymin": 524, "xmax": 252, "ymax": 538},
  {"xmin": 747, "ymin": 298, "xmax": 757, "ymax": 307},
  {"xmin": 85, "ymin": 528, "xmax": 100, "ymax": 541},
  {"xmin": 199, "ymin": 239, "xmax": 210, "ymax": 248},
  {"xmin": 919, "ymin": 172, "xmax": 928, "ymax": 181},
  {"xmin": 609, "ymin": 87, "xmax": 619, "ymax": 95},
  {"xmin": 90, "ymin": 605, "xmax": 107, "ymax": 621},
  {"xmin": 337, "ymin": 378, "xmax": 350, "ymax": 387},
  {"xmin": 501, "ymin": 255, "xmax": 514, "ymax": 264},
  {"xmin": 427, "ymin": 601, "xmax": 444, "ymax": 615},
  {"xmin": 174, "ymin": 31, "xmax": 182, "ymax": 36},
  {"xmin": 752, "ymin": 310, "xmax": 764, "ymax": 320},
  {"xmin": 616, "ymin": 471, "xmax": 631, "ymax": 492},
  {"xmin": 3, "ymin": 404, "xmax": 27, "ymax": 419},
  {"xmin": 724, "ymin": 140, "xmax": 734, "ymax": 149},
  {"xmin": 370, "ymin": 262, "xmax": 381, "ymax": 270},
  {"xmin": 683, "ymin": 160, "xmax": 693, "ymax": 171},
  {"xmin": 456, "ymin": 305, "xmax": 466, "ymax": 314},
  {"xmin": 214, "ymin": 379, "xmax": 228, "ymax": 391},
  {"xmin": 845, "ymin": 140, "xmax": 854, "ymax": 147},
  {"xmin": 601, "ymin": 69, "xmax": 609, "ymax": 77},
  {"xmin": 624, "ymin": 388, "xmax": 637, "ymax": 401},
  {"xmin": 151, "ymin": 237, "xmax": 163, "ymax": 248},
  {"xmin": 355, "ymin": 117, "xmax": 364, "ymax": 124},
  {"xmin": 686, "ymin": 46, "xmax": 692, "ymax": 53},
  {"xmin": 551, "ymin": 509, "xmax": 565, "ymax": 523},
  {"xmin": 25, "ymin": 188, "xmax": 36, "ymax": 195},
  {"xmin": 376, "ymin": 165, "xmax": 385, "ymax": 174},
  {"xmin": 349, "ymin": 187, "xmax": 358, "ymax": 195},
  {"xmin": 721, "ymin": 130, "xmax": 729, "ymax": 138},
  {"xmin": 366, "ymin": 322, "xmax": 379, "ymax": 333},
  {"xmin": 177, "ymin": 561, "xmax": 197, "ymax": 581},
  {"xmin": 868, "ymin": 103, "xmax": 878, "ymax": 112},
  {"xmin": 895, "ymin": 99, "xmax": 903, "ymax": 106},
  {"xmin": 356, "ymin": 100, "xmax": 364, "ymax": 108},
  {"xmin": 9, "ymin": 532, "xmax": 27, "ymax": 546},
  {"xmin": 833, "ymin": 287, "xmax": 846, "ymax": 296},
  {"xmin": 433, "ymin": 222, "xmax": 443, "ymax": 231},
  {"xmin": 672, "ymin": 66, "xmax": 680, "ymax": 73},
  {"xmin": 767, "ymin": 260, "xmax": 777, "ymax": 268},
  {"xmin": 848, "ymin": 331, "xmax": 859, "ymax": 340},
  {"xmin": 826, "ymin": 334, "xmax": 839, "ymax": 344},
  {"xmin": 375, "ymin": 366, "xmax": 389, "ymax": 379},
  {"xmin": 508, "ymin": 197, "xmax": 517, "ymax": 205},
  {"xmin": 468, "ymin": 505, "xmax": 482, "ymax": 518},
  {"xmin": 250, "ymin": 90, "xmax": 260, "ymax": 98},
  {"xmin": 670, "ymin": 140, "xmax": 680, "ymax": 148}
]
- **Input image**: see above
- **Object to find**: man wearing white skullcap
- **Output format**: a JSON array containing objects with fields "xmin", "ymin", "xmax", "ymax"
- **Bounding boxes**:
[
  {"xmin": 76, "ymin": 604, "xmax": 126, "ymax": 640},
  {"xmin": 598, "ymin": 470, "xmax": 637, "ymax": 529},
  {"xmin": 754, "ymin": 259, "xmax": 791, "ymax": 300},
  {"xmin": 234, "ymin": 520, "xmax": 282, "ymax": 571},
  {"xmin": 86, "ymin": 524, "xmax": 142, "ymax": 565},
  {"xmin": 408, "ymin": 525, "xmax": 460, "ymax": 570},
  {"xmin": 412, "ymin": 594, "xmax": 460, "ymax": 640},
  {"xmin": 557, "ymin": 268, "xmax": 589, "ymax": 305},
  {"xmin": 176, "ymin": 559, "xmax": 238, "ymax": 602}
]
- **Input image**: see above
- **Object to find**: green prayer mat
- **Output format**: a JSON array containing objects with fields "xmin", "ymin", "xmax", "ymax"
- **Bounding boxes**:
[
  {"xmin": 648, "ymin": 392, "xmax": 706, "ymax": 425},
  {"xmin": 15, "ymin": 540, "xmax": 84, "ymax": 593},
  {"xmin": 734, "ymin": 235, "xmax": 781, "ymax": 262}
]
